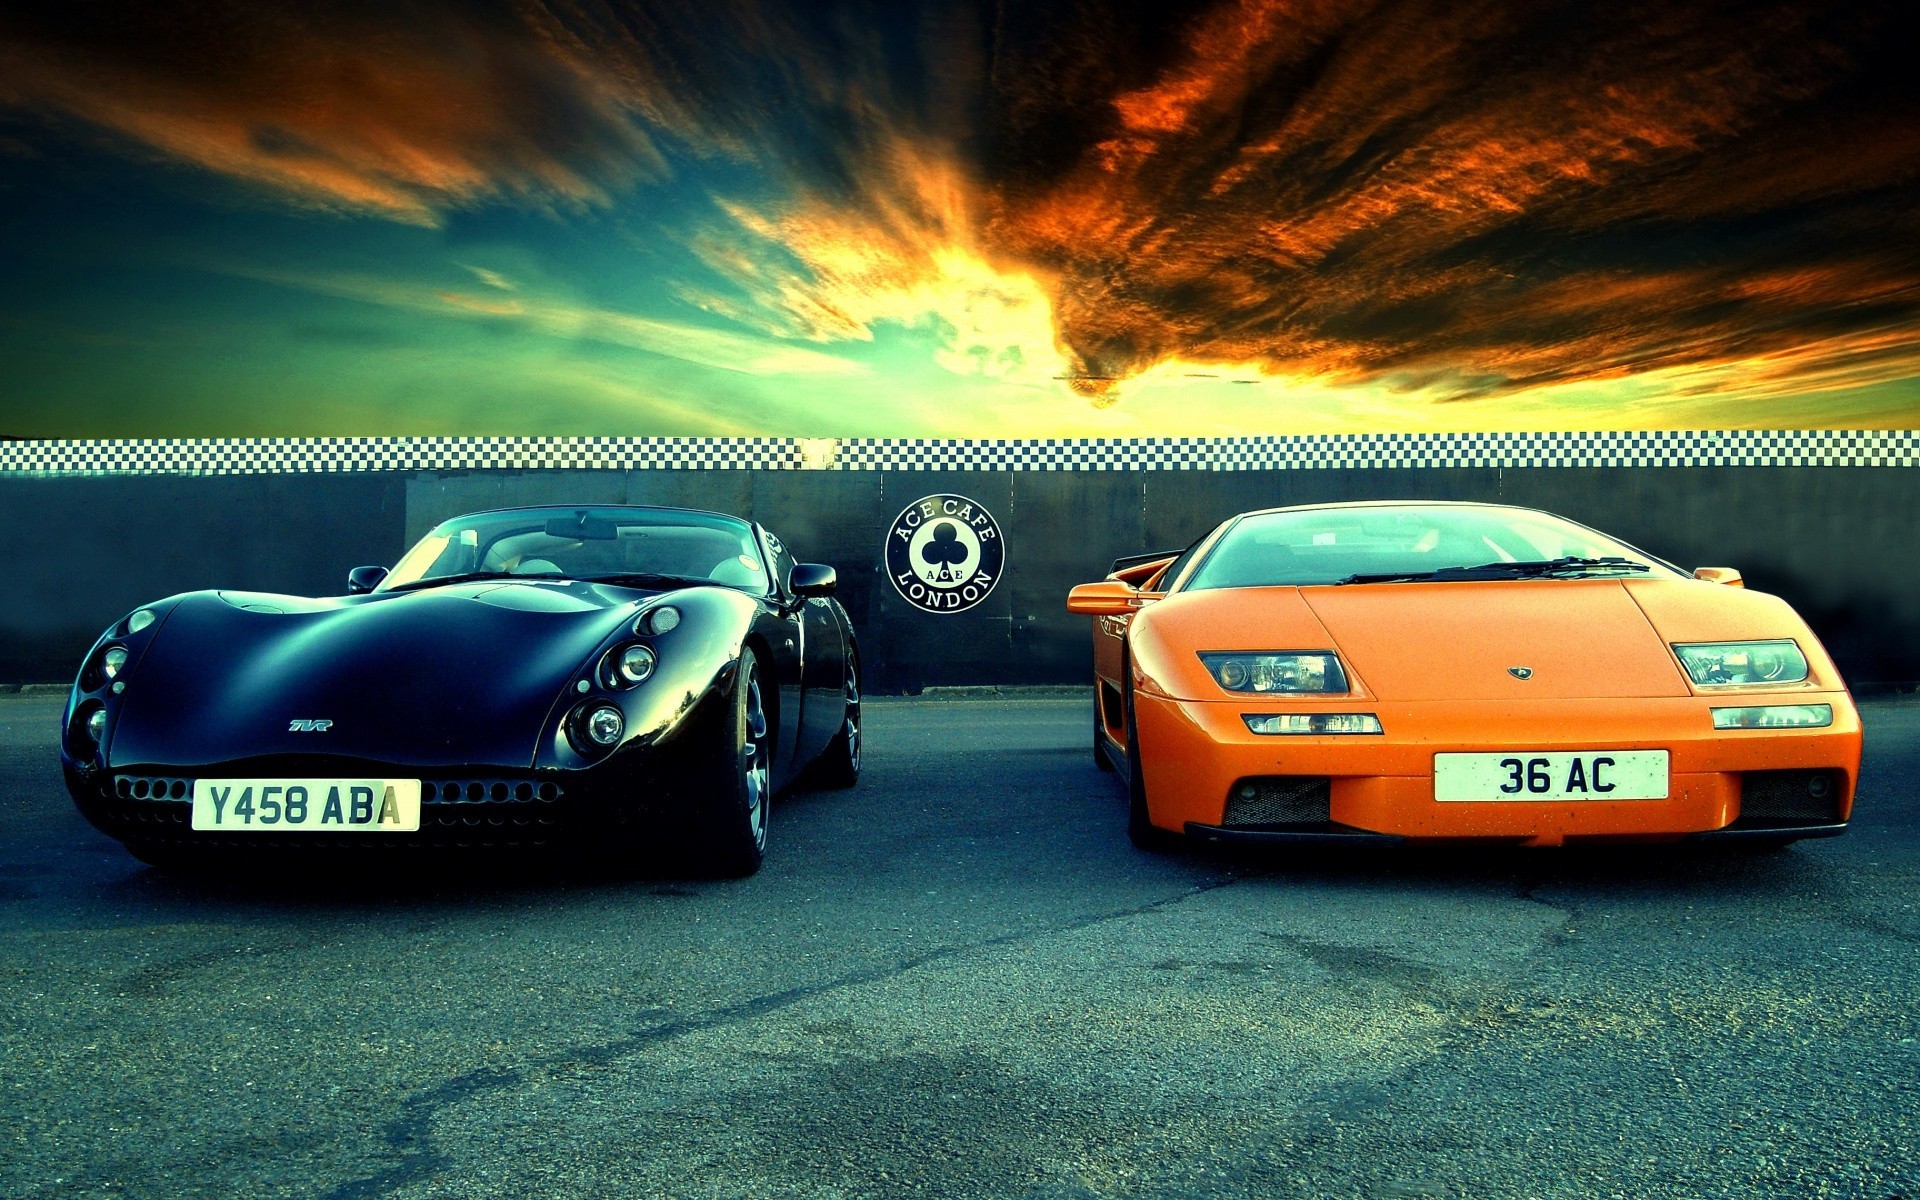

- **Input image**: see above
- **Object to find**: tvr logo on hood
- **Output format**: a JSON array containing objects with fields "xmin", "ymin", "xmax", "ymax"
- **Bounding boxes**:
[{"xmin": 288, "ymin": 719, "xmax": 334, "ymax": 732}]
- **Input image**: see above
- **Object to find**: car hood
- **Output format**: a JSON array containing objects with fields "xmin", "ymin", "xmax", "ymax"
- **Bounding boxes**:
[
  {"xmin": 108, "ymin": 582, "xmax": 645, "ymax": 770},
  {"xmin": 1298, "ymin": 579, "xmax": 1692, "ymax": 700}
]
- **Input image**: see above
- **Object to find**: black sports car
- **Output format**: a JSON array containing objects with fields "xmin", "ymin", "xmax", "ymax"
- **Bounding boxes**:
[{"xmin": 60, "ymin": 504, "xmax": 862, "ymax": 876}]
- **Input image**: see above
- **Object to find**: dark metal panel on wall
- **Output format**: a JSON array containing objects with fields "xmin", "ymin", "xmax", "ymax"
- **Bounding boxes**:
[
  {"xmin": 1141, "ymin": 468, "xmax": 1505, "ymax": 554},
  {"xmin": 624, "ymin": 471, "xmax": 756, "ymax": 521},
  {"xmin": 402, "ymin": 471, "xmax": 631, "ymax": 543},
  {"xmin": 864, "ymin": 473, "xmax": 1016, "ymax": 692},
  {"xmin": 1007, "ymin": 472, "xmax": 1146, "ymax": 686},
  {"xmin": 745, "ymin": 471, "xmax": 886, "ymax": 647},
  {"xmin": 0, "ymin": 473, "xmax": 406, "ymax": 682}
]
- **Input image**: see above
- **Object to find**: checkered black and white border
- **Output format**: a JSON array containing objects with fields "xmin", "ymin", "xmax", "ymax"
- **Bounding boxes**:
[
  {"xmin": 0, "ymin": 436, "xmax": 798, "ymax": 475},
  {"xmin": 833, "ymin": 430, "xmax": 1920, "ymax": 470},
  {"xmin": 2, "ymin": 430, "xmax": 1915, "ymax": 475}
]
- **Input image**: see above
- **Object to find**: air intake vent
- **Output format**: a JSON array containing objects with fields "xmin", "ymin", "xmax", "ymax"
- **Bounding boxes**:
[
  {"xmin": 109, "ymin": 775, "xmax": 193, "ymax": 802},
  {"xmin": 1224, "ymin": 776, "xmax": 1332, "ymax": 827},
  {"xmin": 1738, "ymin": 769, "xmax": 1844, "ymax": 824}
]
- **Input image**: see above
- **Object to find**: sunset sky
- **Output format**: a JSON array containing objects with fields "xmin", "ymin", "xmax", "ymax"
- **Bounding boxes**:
[{"xmin": 0, "ymin": 0, "xmax": 1915, "ymax": 438}]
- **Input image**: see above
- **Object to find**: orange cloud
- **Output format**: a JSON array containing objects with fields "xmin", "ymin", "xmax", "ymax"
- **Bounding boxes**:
[
  {"xmin": 1, "ymin": 0, "xmax": 1914, "ymax": 423},
  {"xmin": 963, "ymin": 0, "xmax": 1920, "ymax": 408},
  {"xmin": 0, "ymin": 2, "xmax": 664, "ymax": 221}
]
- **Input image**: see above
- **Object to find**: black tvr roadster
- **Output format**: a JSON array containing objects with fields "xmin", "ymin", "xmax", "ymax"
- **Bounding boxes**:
[{"xmin": 60, "ymin": 505, "xmax": 862, "ymax": 876}]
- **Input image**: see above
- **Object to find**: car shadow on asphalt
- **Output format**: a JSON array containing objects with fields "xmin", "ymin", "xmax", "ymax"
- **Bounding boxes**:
[
  {"xmin": 91, "ymin": 848, "xmax": 760, "ymax": 913},
  {"xmin": 1187, "ymin": 838, "xmax": 1827, "ymax": 900}
]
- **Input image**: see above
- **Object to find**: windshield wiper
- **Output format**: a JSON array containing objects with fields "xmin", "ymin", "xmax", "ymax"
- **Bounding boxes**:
[
  {"xmin": 384, "ymin": 570, "xmax": 558, "ymax": 592},
  {"xmin": 1336, "ymin": 556, "xmax": 1652, "ymax": 585}
]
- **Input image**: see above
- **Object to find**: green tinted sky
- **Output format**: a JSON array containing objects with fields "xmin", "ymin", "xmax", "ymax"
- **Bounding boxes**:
[{"xmin": 1, "ymin": 0, "xmax": 1916, "ymax": 438}]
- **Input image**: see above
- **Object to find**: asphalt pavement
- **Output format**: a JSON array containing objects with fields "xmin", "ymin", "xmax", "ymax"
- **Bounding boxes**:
[{"xmin": 1, "ymin": 691, "xmax": 1916, "ymax": 1200}]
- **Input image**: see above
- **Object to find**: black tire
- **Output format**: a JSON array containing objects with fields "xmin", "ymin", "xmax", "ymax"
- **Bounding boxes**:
[
  {"xmin": 684, "ymin": 653, "xmax": 773, "ymax": 877},
  {"xmin": 1122, "ymin": 665, "xmax": 1178, "ymax": 852},
  {"xmin": 1093, "ymin": 687, "xmax": 1115, "ymax": 773},
  {"xmin": 810, "ymin": 653, "xmax": 862, "ymax": 790}
]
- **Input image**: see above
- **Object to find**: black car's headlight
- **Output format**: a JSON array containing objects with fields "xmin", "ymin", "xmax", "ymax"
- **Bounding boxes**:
[
  {"xmin": 584, "ymin": 704, "xmax": 624, "ymax": 746},
  {"xmin": 1199, "ymin": 651, "xmax": 1349, "ymax": 694},
  {"xmin": 567, "ymin": 701, "xmax": 626, "ymax": 755},
  {"xmin": 124, "ymin": 608, "xmax": 156, "ymax": 635},
  {"xmin": 600, "ymin": 643, "xmax": 657, "ymax": 689},
  {"xmin": 83, "ymin": 638, "xmax": 140, "ymax": 693},
  {"xmin": 636, "ymin": 605, "xmax": 680, "ymax": 635},
  {"xmin": 1673, "ymin": 640, "xmax": 1808, "ymax": 687},
  {"xmin": 71, "ymin": 700, "xmax": 107, "ymax": 749}
]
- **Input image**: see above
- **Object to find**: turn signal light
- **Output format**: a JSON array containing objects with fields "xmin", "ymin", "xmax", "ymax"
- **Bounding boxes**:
[
  {"xmin": 1711, "ymin": 704, "xmax": 1832, "ymax": 729},
  {"xmin": 1243, "ymin": 713, "xmax": 1383, "ymax": 735}
]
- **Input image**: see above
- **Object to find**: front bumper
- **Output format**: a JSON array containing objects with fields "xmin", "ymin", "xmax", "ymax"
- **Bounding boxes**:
[
  {"xmin": 63, "ymin": 756, "xmax": 675, "ymax": 857},
  {"xmin": 1133, "ymin": 690, "xmax": 1862, "ymax": 846}
]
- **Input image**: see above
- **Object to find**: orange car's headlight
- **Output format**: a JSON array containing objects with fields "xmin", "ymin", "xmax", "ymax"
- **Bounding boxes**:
[
  {"xmin": 1198, "ymin": 651, "xmax": 1348, "ymax": 694},
  {"xmin": 1673, "ymin": 640, "xmax": 1808, "ymax": 687}
]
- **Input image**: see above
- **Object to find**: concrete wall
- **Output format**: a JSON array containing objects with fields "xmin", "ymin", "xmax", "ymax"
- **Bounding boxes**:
[{"xmin": 7, "ymin": 465, "xmax": 1917, "ymax": 689}]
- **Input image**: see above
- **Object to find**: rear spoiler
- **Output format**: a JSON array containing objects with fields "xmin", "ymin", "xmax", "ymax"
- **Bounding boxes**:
[{"xmin": 1109, "ymin": 550, "xmax": 1180, "ymax": 574}]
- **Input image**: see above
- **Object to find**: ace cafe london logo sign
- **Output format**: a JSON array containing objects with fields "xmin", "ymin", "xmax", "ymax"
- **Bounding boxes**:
[{"xmin": 885, "ymin": 494, "xmax": 1005, "ymax": 614}]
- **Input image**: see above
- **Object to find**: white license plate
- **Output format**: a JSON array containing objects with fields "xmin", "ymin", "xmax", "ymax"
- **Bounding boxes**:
[
  {"xmin": 1433, "ymin": 751, "xmax": 1668, "ymax": 802},
  {"xmin": 191, "ymin": 779, "xmax": 422, "ymax": 832}
]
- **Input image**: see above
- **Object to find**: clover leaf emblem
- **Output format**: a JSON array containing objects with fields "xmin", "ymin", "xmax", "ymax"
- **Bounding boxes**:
[{"xmin": 920, "ymin": 521, "xmax": 970, "ymax": 582}]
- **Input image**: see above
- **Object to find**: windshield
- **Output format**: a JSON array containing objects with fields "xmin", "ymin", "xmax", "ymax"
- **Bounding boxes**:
[
  {"xmin": 1179, "ymin": 504, "xmax": 1680, "ymax": 591},
  {"xmin": 380, "ymin": 507, "xmax": 770, "ymax": 593}
]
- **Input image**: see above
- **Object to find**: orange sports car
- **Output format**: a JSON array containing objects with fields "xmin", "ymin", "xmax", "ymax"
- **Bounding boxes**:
[{"xmin": 1067, "ymin": 501, "xmax": 1861, "ymax": 851}]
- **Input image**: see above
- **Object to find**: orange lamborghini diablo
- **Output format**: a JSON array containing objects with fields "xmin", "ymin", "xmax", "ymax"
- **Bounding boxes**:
[{"xmin": 1067, "ymin": 502, "xmax": 1862, "ymax": 851}]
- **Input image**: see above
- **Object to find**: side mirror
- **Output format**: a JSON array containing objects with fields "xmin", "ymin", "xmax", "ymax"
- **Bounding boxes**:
[
  {"xmin": 1693, "ymin": 567, "xmax": 1744, "ymax": 588},
  {"xmin": 1112, "ymin": 556, "xmax": 1175, "ymax": 588},
  {"xmin": 790, "ymin": 563, "xmax": 837, "ymax": 597},
  {"xmin": 1067, "ymin": 580, "xmax": 1139, "ymax": 615},
  {"xmin": 347, "ymin": 565, "xmax": 389, "ymax": 594}
]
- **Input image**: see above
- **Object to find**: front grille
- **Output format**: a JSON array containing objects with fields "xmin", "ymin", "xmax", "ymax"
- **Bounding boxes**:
[
  {"xmin": 110, "ymin": 775, "xmax": 192, "ymax": 801},
  {"xmin": 1224, "ymin": 776, "xmax": 1332, "ymax": 827},
  {"xmin": 1738, "ymin": 769, "xmax": 1844, "ymax": 825},
  {"xmin": 100, "ymin": 776, "xmax": 193, "ymax": 827},
  {"xmin": 420, "ymin": 778, "xmax": 563, "ymax": 832}
]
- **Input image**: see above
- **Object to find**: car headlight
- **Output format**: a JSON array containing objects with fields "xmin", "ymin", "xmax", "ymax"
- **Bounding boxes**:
[
  {"xmin": 1711, "ymin": 704, "xmax": 1832, "ymax": 729},
  {"xmin": 587, "ymin": 705, "xmax": 624, "ymax": 745},
  {"xmin": 101, "ymin": 646, "xmax": 129, "ymax": 680},
  {"xmin": 126, "ymin": 609, "xmax": 155, "ymax": 635},
  {"xmin": 616, "ymin": 644, "xmax": 656, "ymax": 685},
  {"xmin": 601, "ymin": 644, "xmax": 657, "ymax": 688},
  {"xmin": 1244, "ymin": 713, "xmax": 1383, "ymax": 735},
  {"xmin": 638, "ymin": 605, "xmax": 681, "ymax": 635},
  {"xmin": 72, "ymin": 701, "xmax": 107, "ymax": 748},
  {"xmin": 570, "ymin": 702, "xmax": 625, "ymax": 753},
  {"xmin": 1199, "ymin": 652, "xmax": 1349, "ymax": 694},
  {"xmin": 1673, "ymin": 640, "xmax": 1809, "ymax": 687}
]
